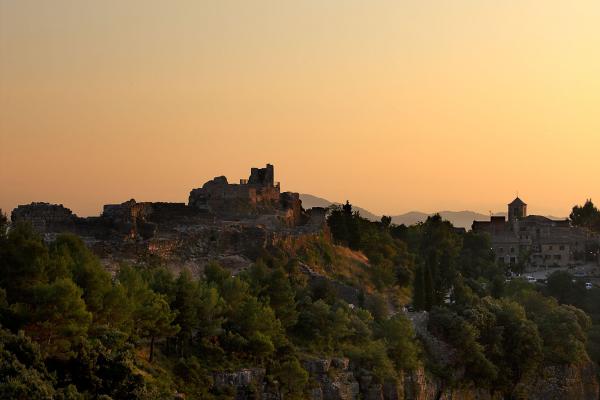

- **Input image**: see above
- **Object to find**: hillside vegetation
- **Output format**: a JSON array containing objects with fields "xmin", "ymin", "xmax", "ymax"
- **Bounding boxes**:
[{"xmin": 0, "ymin": 204, "xmax": 598, "ymax": 399}]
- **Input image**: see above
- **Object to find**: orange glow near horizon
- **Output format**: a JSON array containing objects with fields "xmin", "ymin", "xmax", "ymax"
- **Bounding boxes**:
[{"xmin": 1, "ymin": 1, "xmax": 600, "ymax": 218}]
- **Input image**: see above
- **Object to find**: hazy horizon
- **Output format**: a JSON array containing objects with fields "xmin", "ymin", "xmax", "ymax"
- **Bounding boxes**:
[{"xmin": 2, "ymin": 1, "xmax": 599, "ymax": 217}]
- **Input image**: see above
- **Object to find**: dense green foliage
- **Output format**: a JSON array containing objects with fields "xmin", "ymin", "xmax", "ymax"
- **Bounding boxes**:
[
  {"xmin": 0, "ymin": 200, "xmax": 597, "ymax": 398},
  {"xmin": 570, "ymin": 199, "xmax": 600, "ymax": 232},
  {"xmin": 0, "ymin": 221, "xmax": 419, "ymax": 399},
  {"xmin": 541, "ymin": 269, "xmax": 600, "ymax": 374},
  {"xmin": 327, "ymin": 203, "xmax": 416, "ymax": 290},
  {"xmin": 327, "ymin": 206, "xmax": 504, "ymax": 311},
  {"xmin": 327, "ymin": 203, "xmax": 596, "ymax": 394},
  {"xmin": 570, "ymin": 200, "xmax": 600, "ymax": 261}
]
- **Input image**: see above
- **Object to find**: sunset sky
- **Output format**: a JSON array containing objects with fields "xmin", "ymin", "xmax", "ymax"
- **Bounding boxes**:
[{"xmin": 1, "ymin": 1, "xmax": 599, "ymax": 218}]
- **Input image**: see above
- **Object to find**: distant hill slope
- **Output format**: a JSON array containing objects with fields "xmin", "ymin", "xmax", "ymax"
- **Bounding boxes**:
[
  {"xmin": 300, "ymin": 194, "xmax": 488, "ymax": 228},
  {"xmin": 300, "ymin": 194, "xmax": 565, "ymax": 229},
  {"xmin": 299, "ymin": 194, "xmax": 381, "ymax": 221}
]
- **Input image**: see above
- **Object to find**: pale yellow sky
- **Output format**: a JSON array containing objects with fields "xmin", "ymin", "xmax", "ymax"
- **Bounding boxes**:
[{"xmin": 1, "ymin": 0, "xmax": 599, "ymax": 217}]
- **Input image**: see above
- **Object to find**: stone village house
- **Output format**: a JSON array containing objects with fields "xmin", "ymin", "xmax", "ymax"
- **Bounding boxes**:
[{"xmin": 472, "ymin": 198, "xmax": 599, "ymax": 269}]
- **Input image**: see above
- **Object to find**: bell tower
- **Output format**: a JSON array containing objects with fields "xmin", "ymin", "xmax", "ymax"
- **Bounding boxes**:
[{"xmin": 508, "ymin": 197, "xmax": 527, "ymax": 222}]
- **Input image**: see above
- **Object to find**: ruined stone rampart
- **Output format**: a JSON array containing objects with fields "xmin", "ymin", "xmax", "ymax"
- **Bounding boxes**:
[
  {"xmin": 9, "ymin": 164, "xmax": 327, "ymax": 274},
  {"xmin": 11, "ymin": 203, "xmax": 75, "ymax": 233},
  {"xmin": 188, "ymin": 164, "xmax": 285, "ymax": 216}
]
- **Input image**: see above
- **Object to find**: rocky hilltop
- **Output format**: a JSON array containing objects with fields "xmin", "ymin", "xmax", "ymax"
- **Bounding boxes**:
[{"xmin": 11, "ymin": 164, "xmax": 327, "ymax": 274}]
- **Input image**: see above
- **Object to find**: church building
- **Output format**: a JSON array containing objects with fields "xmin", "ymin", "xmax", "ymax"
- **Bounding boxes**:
[{"xmin": 472, "ymin": 198, "xmax": 599, "ymax": 268}]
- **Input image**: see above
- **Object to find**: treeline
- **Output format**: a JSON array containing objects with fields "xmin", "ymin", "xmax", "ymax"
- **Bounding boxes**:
[
  {"xmin": 570, "ymin": 199, "xmax": 600, "ymax": 233},
  {"xmin": 541, "ymin": 270, "xmax": 600, "ymax": 376},
  {"xmin": 327, "ymin": 202, "xmax": 595, "ymax": 393},
  {"xmin": 327, "ymin": 202, "xmax": 505, "ymax": 309},
  {"xmin": 1, "ymin": 199, "xmax": 598, "ymax": 399},
  {"xmin": 0, "ymin": 220, "xmax": 418, "ymax": 399}
]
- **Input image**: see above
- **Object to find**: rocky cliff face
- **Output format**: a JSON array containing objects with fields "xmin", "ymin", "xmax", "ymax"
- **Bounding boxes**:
[
  {"xmin": 211, "ymin": 360, "xmax": 597, "ymax": 400},
  {"xmin": 303, "ymin": 357, "xmax": 361, "ymax": 400},
  {"xmin": 403, "ymin": 361, "xmax": 599, "ymax": 400},
  {"xmin": 525, "ymin": 362, "xmax": 599, "ymax": 400},
  {"xmin": 213, "ymin": 368, "xmax": 274, "ymax": 400}
]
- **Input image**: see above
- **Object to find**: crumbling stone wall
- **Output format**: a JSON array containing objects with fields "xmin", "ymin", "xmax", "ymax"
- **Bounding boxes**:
[
  {"xmin": 102, "ymin": 199, "xmax": 156, "ymax": 239},
  {"xmin": 188, "ymin": 164, "xmax": 304, "ymax": 223},
  {"xmin": 11, "ymin": 203, "xmax": 75, "ymax": 232},
  {"xmin": 306, "ymin": 207, "xmax": 328, "ymax": 230},
  {"xmin": 188, "ymin": 176, "xmax": 280, "ymax": 215}
]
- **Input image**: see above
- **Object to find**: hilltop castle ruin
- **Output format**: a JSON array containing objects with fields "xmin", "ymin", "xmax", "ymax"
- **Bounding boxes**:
[
  {"xmin": 187, "ymin": 164, "xmax": 303, "ymax": 225},
  {"xmin": 10, "ymin": 164, "xmax": 326, "ymax": 273}
]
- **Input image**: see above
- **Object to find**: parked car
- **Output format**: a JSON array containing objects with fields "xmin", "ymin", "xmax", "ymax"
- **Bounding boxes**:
[
  {"xmin": 527, "ymin": 276, "xmax": 536, "ymax": 283},
  {"xmin": 586, "ymin": 282, "xmax": 593, "ymax": 290}
]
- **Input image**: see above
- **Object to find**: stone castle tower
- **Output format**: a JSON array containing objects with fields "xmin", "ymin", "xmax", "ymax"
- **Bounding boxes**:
[{"xmin": 248, "ymin": 163, "xmax": 274, "ymax": 186}]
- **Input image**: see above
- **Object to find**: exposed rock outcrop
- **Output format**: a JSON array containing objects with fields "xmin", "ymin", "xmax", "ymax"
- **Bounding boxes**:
[
  {"xmin": 526, "ymin": 361, "xmax": 599, "ymax": 400},
  {"xmin": 303, "ymin": 357, "xmax": 360, "ymax": 400},
  {"xmin": 213, "ymin": 368, "xmax": 280, "ymax": 400}
]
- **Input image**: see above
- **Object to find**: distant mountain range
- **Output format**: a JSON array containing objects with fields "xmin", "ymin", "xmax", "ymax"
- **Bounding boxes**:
[{"xmin": 300, "ymin": 194, "xmax": 565, "ymax": 230}]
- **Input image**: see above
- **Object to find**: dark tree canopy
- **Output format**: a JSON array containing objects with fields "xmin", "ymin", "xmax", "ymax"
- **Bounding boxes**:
[{"xmin": 570, "ymin": 199, "xmax": 600, "ymax": 232}]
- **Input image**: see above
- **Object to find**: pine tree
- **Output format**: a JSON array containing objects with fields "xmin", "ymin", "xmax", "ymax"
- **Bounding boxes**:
[
  {"xmin": 266, "ymin": 268, "xmax": 298, "ymax": 329},
  {"xmin": 135, "ymin": 292, "xmax": 179, "ymax": 362},
  {"xmin": 173, "ymin": 269, "xmax": 200, "ymax": 353},
  {"xmin": 19, "ymin": 278, "xmax": 92, "ymax": 359},
  {"xmin": 424, "ymin": 264, "xmax": 435, "ymax": 311}
]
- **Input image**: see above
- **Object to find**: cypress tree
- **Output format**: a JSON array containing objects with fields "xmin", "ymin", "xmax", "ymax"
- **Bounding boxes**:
[
  {"xmin": 424, "ymin": 264, "xmax": 435, "ymax": 311},
  {"xmin": 413, "ymin": 265, "xmax": 426, "ymax": 311}
]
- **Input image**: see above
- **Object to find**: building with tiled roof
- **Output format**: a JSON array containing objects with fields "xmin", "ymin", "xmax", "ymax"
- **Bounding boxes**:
[{"xmin": 472, "ymin": 197, "xmax": 599, "ymax": 268}]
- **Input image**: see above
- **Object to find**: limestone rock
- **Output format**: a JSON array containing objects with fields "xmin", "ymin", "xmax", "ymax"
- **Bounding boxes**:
[{"xmin": 525, "ymin": 361, "xmax": 599, "ymax": 400}]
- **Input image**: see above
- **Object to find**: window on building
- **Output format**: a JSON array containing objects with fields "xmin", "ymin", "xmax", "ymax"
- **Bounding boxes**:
[
  {"xmin": 559, "ymin": 245, "xmax": 565, "ymax": 251},
  {"xmin": 510, "ymin": 247, "xmax": 515, "ymax": 253},
  {"xmin": 499, "ymin": 247, "xmax": 504, "ymax": 253},
  {"xmin": 554, "ymin": 255, "xmax": 561, "ymax": 260},
  {"xmin": 549, "ymin": 245, "xmax": 553, "ymax": 250}
]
